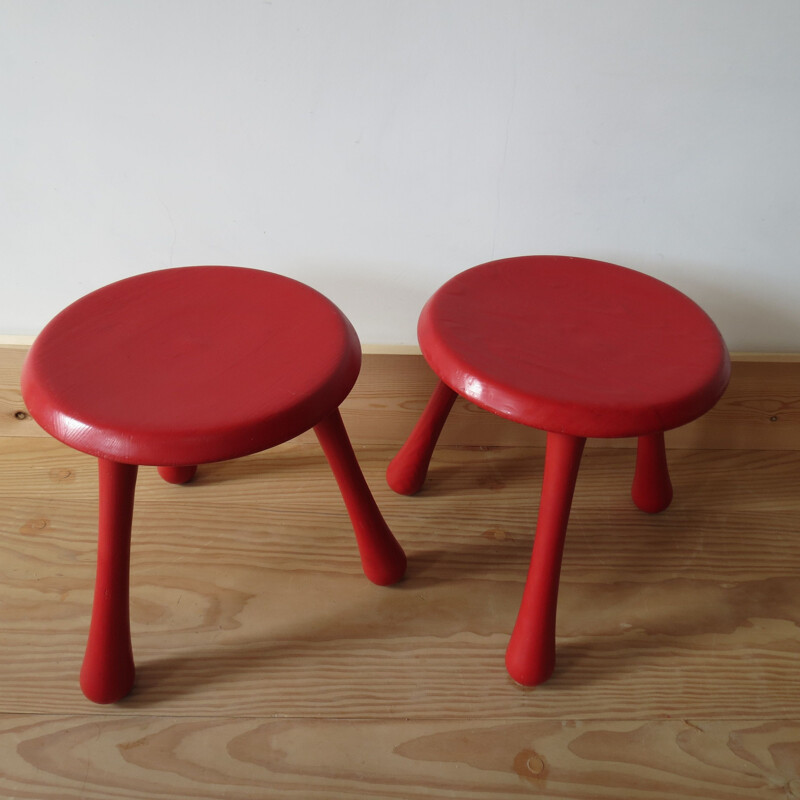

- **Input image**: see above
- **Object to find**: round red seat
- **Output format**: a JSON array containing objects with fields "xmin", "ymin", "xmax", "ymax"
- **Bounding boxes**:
[
  {"xmin": 418, "ymin": 255, "xmax": 729, "ymax": 438},
  {"xmin": 22, "ymin": 266, "xmax": 406, "ymax": 703},
  {"xmin": 388, "ymin": 255, "xmax": 730, "ymax": 686},
  {"xmin": 22, "ymin": 266, "xmax": 362, "ymax": 465}
]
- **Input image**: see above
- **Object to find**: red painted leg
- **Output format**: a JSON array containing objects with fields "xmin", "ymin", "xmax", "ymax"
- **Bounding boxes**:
[
  {"xmin": 157, "ymin": 465, "xmax": 198, "ymax": 484},
  {"xmin": 631, "ymin": 432, "xmax": 673, "ymax": 513},
  {"xmin": 506, "ymin": 433, "xmax": 585, "ymax": 686},
  {"xmin": 386, "ymin": 380, "xmax": 458, "ymax": 495},
  {"xmin": 80, "ymin": 459, "xmax": 138, "ymax": 704},
  {"xmin": 315, "ymin": 409, "xmax": 407, "ymax": 586}
]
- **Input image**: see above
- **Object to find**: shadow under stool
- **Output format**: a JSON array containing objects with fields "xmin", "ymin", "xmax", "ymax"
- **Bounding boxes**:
[
  {"xmin": 21, "ymin": 265, "xmax": 407, "ymax": 703},
  {"xmin": 387, "ymin": 255, "xmax": 730, "ymax": 686}
]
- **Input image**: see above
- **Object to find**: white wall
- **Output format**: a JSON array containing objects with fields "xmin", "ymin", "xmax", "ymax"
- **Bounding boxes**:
[{"xmin": 2, "ymin": 0, "xmax": 799, "ymax": 350}]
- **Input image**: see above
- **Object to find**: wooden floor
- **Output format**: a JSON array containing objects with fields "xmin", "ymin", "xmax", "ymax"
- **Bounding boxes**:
[{"xmin": 1, "ymin": 435, "xmax": 799, "ymax": 798}]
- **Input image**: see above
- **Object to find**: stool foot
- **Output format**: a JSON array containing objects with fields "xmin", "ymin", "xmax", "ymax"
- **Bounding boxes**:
[
  {"xmin": 631, "ymin": 432, "xmax": 673, "ymax": 513},
  {"xmin": 387, "ymin": 380, "xmax": 458, "ymax": 495},
  {"xmin": 80, "ymin": 459, "xmax": 137, "ymax": 703},
  {"xmin": 506, "ymin": 433, "xmax": 585, "ymax": 686},
  {"xmin": 158, "ymin": 465, "xmax": 198, "ymax": 485},
  {"xmin": 315, "ymin": 409, "xmax": 407, "ymax": 585}
]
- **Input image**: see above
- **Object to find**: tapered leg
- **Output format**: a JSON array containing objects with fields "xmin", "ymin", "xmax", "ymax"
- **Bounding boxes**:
[
  {"xmin": 80, "ymin": 459, "xmax": 138, "ymax": 703},
  {"xmin": 631, "ymin": 432, "xmax": 673, "ymax": 513},
  {"xmin": 386, "ymin": 380, "xmax": 458, "ymax": 495},
  {"xmin": 506, "ymin": 433, "xmax": 585, "ymax": 686},
  {"xmin": 315, "ymin": 408, "xmax": 407, "ymax": 585},
  {"xmin": 157, "ymin": 465, "xmax": 198, "ymax": 485}
]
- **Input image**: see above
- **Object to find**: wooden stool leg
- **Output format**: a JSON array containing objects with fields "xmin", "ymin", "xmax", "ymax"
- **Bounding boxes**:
[
  {"xmin": 80, "ymin": 459, "xmax": 138, "ymax": 703},
  {"xmin": 505, "ymin": 433, "xmax": 585, "ymax": 686},
  {"xmin": 631, "ymin": 432, "xmax": 673, "ymax": 513},
  {"xmin": 157, "ymin": 465, "xmax": 198, "ymax": 485},
  {"xmin": 315, "ymin": 408, "xmax": 407, "ymax": 586},
  {"xmin": 386, "ymin": 380, "xmax": 458, "ymax": 495}
]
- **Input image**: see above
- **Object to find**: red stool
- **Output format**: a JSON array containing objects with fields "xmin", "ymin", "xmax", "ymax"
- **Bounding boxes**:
[
  {"xmin": 21, "ymin": 266, "xmax": 407, "ymax": 703},
  {"xmin": 387, "ymin": 256, "xmax": 730, "ymax": 686}
]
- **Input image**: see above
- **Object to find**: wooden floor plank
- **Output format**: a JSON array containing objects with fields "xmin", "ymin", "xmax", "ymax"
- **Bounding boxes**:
[
  {"xmin": 1, "ymin": 439, "xmax": 799, "ymax": 726},
  {"xmin": 0, "ymin": 715, "xmax": 798, "ymax": 799}
]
